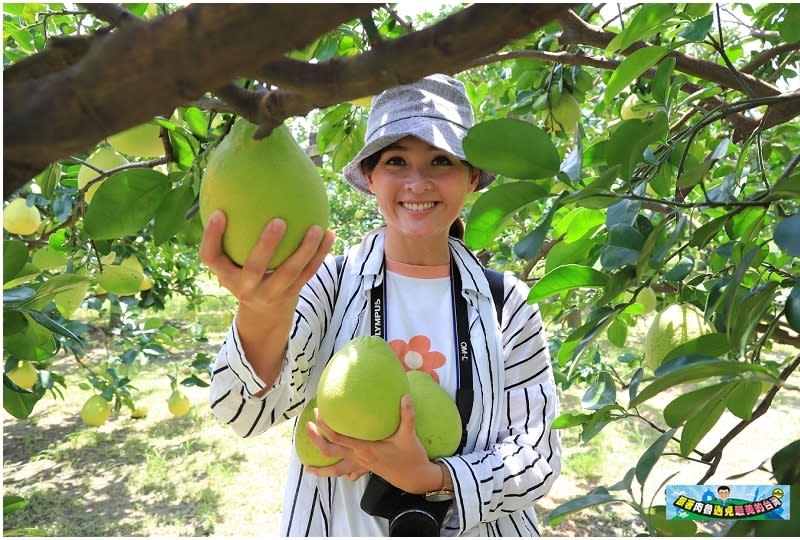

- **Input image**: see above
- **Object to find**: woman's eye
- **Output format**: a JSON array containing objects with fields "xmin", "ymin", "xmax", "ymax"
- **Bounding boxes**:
[
  {"xmin": 383, "ymin": 156, "xmax": 406, "ymax": 166},
  {"xmin": 432, "ymin": 155, "xmax": 453, "ymax": 166}
]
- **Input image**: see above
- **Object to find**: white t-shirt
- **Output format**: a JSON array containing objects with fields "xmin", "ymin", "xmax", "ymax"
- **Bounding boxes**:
[{"xmin": 383, "ymin": 258, "xmax": 457, "ymax": 399}]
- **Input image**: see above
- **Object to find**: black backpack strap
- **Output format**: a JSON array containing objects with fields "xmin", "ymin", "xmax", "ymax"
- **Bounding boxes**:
[{"xmin": 483, "ymin": 268, "xmax": 505, "ymax": 328}]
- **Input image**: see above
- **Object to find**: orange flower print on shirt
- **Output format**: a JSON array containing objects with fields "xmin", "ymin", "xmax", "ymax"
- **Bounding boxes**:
[{"xmin": 389, "ymin": 335, "xmax": 446, "ymax": 383}]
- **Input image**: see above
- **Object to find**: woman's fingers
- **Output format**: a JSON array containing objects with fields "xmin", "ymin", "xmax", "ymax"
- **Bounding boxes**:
[{"xmin": 198, "ymin": 211, "xmax": 239, "ymax": 277}]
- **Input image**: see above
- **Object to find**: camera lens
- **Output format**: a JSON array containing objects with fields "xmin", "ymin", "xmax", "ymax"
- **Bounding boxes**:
[{"xmin": 389, "ymin": 508, "xmax": 440, "ymax": 537}]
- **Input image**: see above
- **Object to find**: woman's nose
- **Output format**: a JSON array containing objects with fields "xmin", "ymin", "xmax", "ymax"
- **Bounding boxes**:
[{"xmin": 405, "ymin": 168, "xmax": 433, "ymax": 192}]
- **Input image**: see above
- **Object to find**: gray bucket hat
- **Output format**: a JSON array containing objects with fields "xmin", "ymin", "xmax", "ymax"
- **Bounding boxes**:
[{"xmin": 342, "ymin": 73, "xmax": 496, "ymax": 195}]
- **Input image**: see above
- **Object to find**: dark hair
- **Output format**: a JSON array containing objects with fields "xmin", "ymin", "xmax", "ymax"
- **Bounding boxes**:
[
  {"xmin": 717, "ymin": 486, "xmax": 730, "ymax": 493},
  {"xmin": 360, "ymin": 149, "xmax": 474, "ymax": 241}
]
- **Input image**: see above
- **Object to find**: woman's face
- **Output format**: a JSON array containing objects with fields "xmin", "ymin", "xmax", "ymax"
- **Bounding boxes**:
[{"xmin": 366, "ymin": 136, "xmax": 479, "ymax": 241}]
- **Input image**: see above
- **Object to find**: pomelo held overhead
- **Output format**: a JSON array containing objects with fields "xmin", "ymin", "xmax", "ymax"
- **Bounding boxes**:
[
  {"xmin": 199, "ymin": 118, "xmax": 329, "ymax": 268},
  {"xmin": 316, "ymin": 336, "xmax": 409, "ymax": 441}
]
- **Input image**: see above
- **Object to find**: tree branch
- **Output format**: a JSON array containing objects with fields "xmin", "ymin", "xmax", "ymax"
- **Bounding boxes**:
[
  {"xmin": 4, "ymin": 3, "xmax": 378, "ymax": 199},
  {"xmin": 77, "ymin": 3, "xmax": 140, "ymax": 28},
  {"xmin": 697, "ymin": 353, "xmax": 800, "ymax": 483},
  {"xmin": 557, "ymin": 9, "xmax": 800, "ymax": 140},
  {"xmin": 741, "ymin": 40, "xmax": 800, "ymax": 74},
  {"xmin": 249, "ymin": 3, "xmax": 577, "ymax": 138}
]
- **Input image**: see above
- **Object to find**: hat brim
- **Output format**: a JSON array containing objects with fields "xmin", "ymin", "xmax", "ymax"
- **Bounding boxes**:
[{"xmin": 342, "ymin": 117, "xmax": 495, "ymax": 195}]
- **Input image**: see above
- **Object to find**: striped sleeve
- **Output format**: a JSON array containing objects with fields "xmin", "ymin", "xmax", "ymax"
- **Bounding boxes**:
[
  {"xmin": 208, "ymin": 256, "xmax": 339, "ymax": 438},
  {"xmin": 448, "ymin": 273, "xmax": 561, "ymax": 534}
]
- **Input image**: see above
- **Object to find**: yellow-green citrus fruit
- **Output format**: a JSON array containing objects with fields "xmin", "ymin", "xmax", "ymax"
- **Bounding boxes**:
[
  {"xmin": 621, "ymin": 94, "xmax": 652, "ymax": 121},
  {"xmin": 294, "ymin": 396, "xmax": 342, "ymax": 467},
  {"xmin": 78, "ymin": 147, "xmax": 128, "ymax": 203},
  {"xmin": 406, "ymin": 370, "xmax": 461, "ymax": 459},
  {"xmin": 107, "ymin": 122, "xmax": 164, "ymax": 158},
  {"xmin": 636, "ymin": 287, "xmax": 658, "ymax": 314},
  {"xmin": 168, "ymin": 390, "xmax": 191, "ymax": 417},
  {"xmin": 545, "ymin": 92, "xmax": 580, "ymax": 135},
  {"xmin": 199, "ymin": 118, "xmax": 329, "ymax": 268},
  {"xmin": 7, "ymin": 360, "xmax": 38, "ymax": 391},
  {"xmin": 644, "ymin": 304, "xmax": 712, "ymax": 371},
  {"xmin": 81, "ymin": 395, "xmax": 111, "ymax": 426},
  {"xmin": 3, "ymin": 198, "xmax": 42, "ymax": 236},
  {"xmin": 316, "ymin": 336, "xmax": 409, "ymax": 441},
  {"xmin": 131, "ymin": 405, "xmax": 149, "ymax": 419}
]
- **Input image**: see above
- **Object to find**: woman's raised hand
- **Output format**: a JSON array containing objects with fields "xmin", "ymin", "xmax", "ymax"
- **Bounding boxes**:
[{"xmin": 199, "ymin": 210, "xmax": 336, "ymax": 312}]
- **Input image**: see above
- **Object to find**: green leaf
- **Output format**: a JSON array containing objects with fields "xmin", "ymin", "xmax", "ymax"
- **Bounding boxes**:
[
  {"xmin": 680, "ymin": 392, "xmax": 729, "ymax": 456},
  {"xmin": 3, "ymin": 376, "xmax": 43, "ymax": 420},
  {"xmin": 605, "ymin": 116, "xmax": 667, "ymax": 180},
  {"xmin": 463, "ymin": 118, "xmax": 560, "ymax": 179},
  {"xmin": 464, "ymin": 181, "xmax": 549, "ymax": 250},
  {"xmin": 528, "ymin": 264, "xmax": 609, "ymax": 303},
  {"xmin": 167, "ymin": 129, "xmax": 198, "ymax": 169},
  {"xmin": 154, "ymin": 184, "xmax": 195, "ymax": 245},
  {"xmin": 552, "ymin": 411, "xmax": 594, "ymax": 429},
  {"xmin": 679, "ymin": 14, "xmax": 713, "ymax": 42},
  {"xmin": 773, "ymin": 212, "xmax": 800, "ymax": 256},
  {"xmin": 635, "ymin": 428, "xmax": 676, "ymax": 486},
  {"xmin": 727, "ymin": 379, "xmax": 762, "ymax": 421},
  {"xmin": 545, "ymin": 236, "xmax": 597, "ymax": 274},
  {"xmin": 84, "ymin": 170, "xmax": 171, "ymax": 240},
  {"xmin": 604, "ymin": 46, "xmax": 671, "ymax": 104},
  {"xmin": 554, "ymin": 208, "xmax": 606, "ymax": 243},
  {"xmin": 34, "ymin": 162, "xmax": 61, "ymax": 199},
  {"xmin": 606, "ymin": 318, "xmax": 628, "ymax": 347},
  {"xmin": 545, "ymin": 487, "xmax": 617, "ymax": 525},
  {"xmin": 786, "ymin": 284, "xmax": 800, "ymax": 333},
  {"xmin": 600, "ymin": 224, "xmax": 645, "ymax": 270},
  {"xmin": 514, "ymin": 196, "xmax": 561, "ymax": 259},
  {"xmin": 3, "ymin": 495, "xmax": 28, "ymax": 516},
  {"xmin": 646, "ymin": 505, "xmax": 697, "ymax": 536},
  {"xmin": 690, "ymin": 215, "xmax": 729, "ymax": 247},
  {"xmin": 581, "ymin": 371, "xmax": 617, "ymax": 410},
  {"xmin": 606, "ymin": 4, "xmax": 676, "ymax": 54},
  {"xmin": 779, "ymin": 4, "xmax": 800, "ymax": 42},
  {"xmin": 730, "ymin": 281, "xmax": 779, "ymax": 356},
  {"xmin": 662, "ymin": 333, "xmax": 732, "ymax": 364},
  {"xmin": 771, "ymin": 440, "xmax": 800, "ymax": 484},
  {"xmin": 607, "ymin": 467, "xmax": 635, "ymax": 492},
  {"xmin": 3, "ymin": 240, "xmax": 28, "ymax": 284},
  {"xmin": 630, "ymin": 357, "xmax": 770, "ymax": 407},
  {"xmin": 97, "ymin": 265, "xmax": 143, "ymax": 296},
  {"xmin": 663, "ymin": 255, "xmax": 694, "ymax": 281},
  {"xmin": 26, "ymin": 309, "xmax": 82, "ymax": 346},
  {"xmin": 180, "ymin": 106, "xmax": 209, "ymax": 138},
  {"xmin": 651, "ymin": 57, "xmax": 676, "ymax": 105},
  {"xmin": 663, "ymin": 382, "xmax": 729, "ymax": 427}
]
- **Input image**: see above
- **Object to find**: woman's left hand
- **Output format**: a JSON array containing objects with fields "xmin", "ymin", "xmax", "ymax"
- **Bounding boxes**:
[{"xmin": 305, "ymin": 395, "xmax": 434, "ymax": 493}]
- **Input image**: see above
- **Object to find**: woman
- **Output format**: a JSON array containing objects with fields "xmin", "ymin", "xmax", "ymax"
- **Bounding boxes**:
[{"xmin": 203, "ymin": 74, "xmax": 561, "ymax": 536}]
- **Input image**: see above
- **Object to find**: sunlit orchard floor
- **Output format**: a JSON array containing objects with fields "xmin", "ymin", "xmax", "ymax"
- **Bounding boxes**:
[{"xmin": 3, "ymin": 280, "xmax": 798, "ymax": 536}]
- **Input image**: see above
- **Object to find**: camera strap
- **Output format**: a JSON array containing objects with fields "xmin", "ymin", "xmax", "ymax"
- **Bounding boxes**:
[{"xmin": 370, "ymin": 258, "xmax": 473, "ymax": 453}]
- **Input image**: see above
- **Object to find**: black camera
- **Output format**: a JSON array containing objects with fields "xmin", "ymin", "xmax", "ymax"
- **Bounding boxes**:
[{"xmin": 360, "ymin": 474, "xmax": 452, "ymax": 536}]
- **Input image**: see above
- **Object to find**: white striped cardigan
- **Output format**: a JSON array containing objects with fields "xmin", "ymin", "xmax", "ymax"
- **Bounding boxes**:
[{"xmin": 209, "ymin": 228, "xmax": 561, "ymax": 536}]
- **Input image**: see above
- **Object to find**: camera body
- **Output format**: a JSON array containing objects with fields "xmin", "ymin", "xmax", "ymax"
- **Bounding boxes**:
[{"xmin": 361, "ymin": 474, "xmax": 452, "ymax": 536}]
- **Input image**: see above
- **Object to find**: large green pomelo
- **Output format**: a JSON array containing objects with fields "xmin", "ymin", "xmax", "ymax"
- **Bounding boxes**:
[
  {"xmin": 406, "ymin": 370, "xmax": 462, "ymax": 458},
  {"xmin": 644, "ymin": 303, "xmax": 711, "ymax": 371},
  {"xmin": 294, "ymin": 396, "xmax": 342, "ymax": 467},
  {"xmin": 198, "ymin": 118, "xmax": 329, "ymax": 268},
  {"xmin": 107, "ymin": 122, "xmax": 164, "ymax": 158},
  {"xmin": 316, "ymin": 336, "xmax": 409, "ymax": 441}
]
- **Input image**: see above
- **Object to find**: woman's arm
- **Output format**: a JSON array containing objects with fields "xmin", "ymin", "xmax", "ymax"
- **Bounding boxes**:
[{"xmin": 447, "ymin": 275, "xmax": 562, "ymax": 533}]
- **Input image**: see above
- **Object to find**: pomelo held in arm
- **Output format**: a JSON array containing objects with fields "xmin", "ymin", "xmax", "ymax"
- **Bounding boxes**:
[
  {"xmin": 316, "ymin": 336, "xmax": 410, "ymax": 441},
  {"xmin": 406, "ymin": 370, "xmax": 462, "ymax": 458},
  {"xmin": 294, "ymin": 396, "xmax": 342, "ymax": 467},
  {"xmin": 643, "ymin": 303, "xmax": 712, "ymax": 371},
  {"xmin": 199, "ymin": 118, "xmax": 329, "ymax": 268}
]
